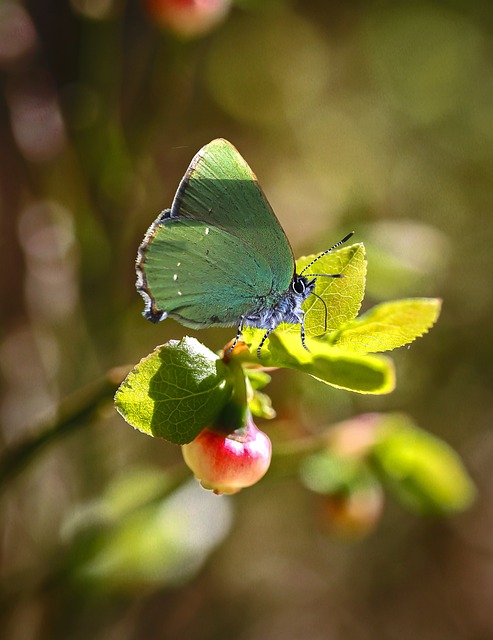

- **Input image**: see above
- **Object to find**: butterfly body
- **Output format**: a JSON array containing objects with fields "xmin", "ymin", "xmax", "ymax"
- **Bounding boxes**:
[
  {"xmin": 136, "ymin": 139, "xmax": 349, "ymax": 355},
  {"xmin": 242, "ymin": 275, "xmax": 315, "ymax": 328}
]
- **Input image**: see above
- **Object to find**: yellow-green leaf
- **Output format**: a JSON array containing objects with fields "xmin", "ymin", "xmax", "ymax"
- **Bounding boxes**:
[
  {"xmin": 114, "ymin": 337, "xmax": 232, "ymax": 444},
  {"xmin": 298, "ymin": 242, "xmax": 367, "ymax": 336},
  {"xmin": 330, "ymin": 298, "xmax": 442, "ymax": 353},
  {"xmin": 243, "ymin": 242, "xmax": 367, "ymax": 351},
  {"xmin": 258, "ymin": 332, "xmax": 395, "ymax": 394}
]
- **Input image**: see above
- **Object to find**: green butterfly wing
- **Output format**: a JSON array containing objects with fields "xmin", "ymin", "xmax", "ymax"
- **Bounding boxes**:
[
  {"xmin": 171, "ymin": 139, "xmax": 295, "ymax": 292},
  {"xmin": 137, "ymin": 139, "xmax": 295, "ymax": 327}
]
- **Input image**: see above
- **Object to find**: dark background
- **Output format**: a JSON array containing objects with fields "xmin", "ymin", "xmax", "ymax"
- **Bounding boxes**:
[{"xmin": 1, "ymin": 1, "xmax": 493, "ymax": 638}]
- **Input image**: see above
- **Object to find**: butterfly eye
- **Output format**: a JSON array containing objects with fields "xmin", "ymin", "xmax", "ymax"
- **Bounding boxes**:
[{"xmin": 292, "ymin": 277, "xmax": 306, "ymax": 295}]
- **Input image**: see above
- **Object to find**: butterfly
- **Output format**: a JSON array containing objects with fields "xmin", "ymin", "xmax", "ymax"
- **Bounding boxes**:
[{"xmin": 136, "ymin": 139, "xmax": 353, "ymax": 357}]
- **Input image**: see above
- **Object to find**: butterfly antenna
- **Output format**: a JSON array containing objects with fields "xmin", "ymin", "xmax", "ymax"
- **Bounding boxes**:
[{"xmin": 300, "ymin": 231, "xmax": 354, "ymax": 276}]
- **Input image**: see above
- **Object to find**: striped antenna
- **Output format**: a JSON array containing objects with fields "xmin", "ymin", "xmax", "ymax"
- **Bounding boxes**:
[{"xmin": 299, "ymin": 231, "xmax": 355, "ymax": 276}]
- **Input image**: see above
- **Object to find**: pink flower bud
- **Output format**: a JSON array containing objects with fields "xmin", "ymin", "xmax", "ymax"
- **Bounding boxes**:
[{"xmin": 182, "ymin": 416, "xmax": 272, "ymax": 495}]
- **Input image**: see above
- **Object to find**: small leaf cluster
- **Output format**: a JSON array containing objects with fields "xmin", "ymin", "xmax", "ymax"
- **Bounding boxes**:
[
  {"xmin": 299, "ymin": 413, "xmax": 475, "ymax": 522},
  {"xmin": 243, "ymin": 243, "xmax": 440, "ymax": 394},
  {"xmin": 115, "ymin": 242, "xmax": 441, "ymax": 444}
]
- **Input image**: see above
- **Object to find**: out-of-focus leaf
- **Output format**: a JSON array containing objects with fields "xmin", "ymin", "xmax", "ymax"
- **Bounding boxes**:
[
  {"xmin": 244, "ymin": 368, "xmax": 272, "ymax": 390},
  {"xmin": 371, "ymin": 414, "xmax": 476, "ymax": 515},
  {"xmin": 64, "ymin": 471, "xmax": 233, "ymax": 592},
  {"xmin": 300, "ymin": 450, "xmax": 372, "ymax": 495},
  {"xmin": 249, "ymin": 389, "xmax": 276, "ymax": 419},
  {"xmin": 300, "ymin": 448, "xmax": 384, "ymax": 538}
]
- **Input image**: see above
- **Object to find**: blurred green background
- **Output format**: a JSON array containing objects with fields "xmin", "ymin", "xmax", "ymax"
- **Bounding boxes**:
[{"xmin": 1, "ymin": 0, "xmax": 493, "ymax": 638}]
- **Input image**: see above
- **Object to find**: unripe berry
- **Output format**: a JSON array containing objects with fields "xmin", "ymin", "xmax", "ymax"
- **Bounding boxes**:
[
  {"xmin": 320, "ymin": 484, "xmax": 385, "ymax": 539},
  {"xmin": 182, "ymin": 416, "xmax": 272, "ymax": 495}
]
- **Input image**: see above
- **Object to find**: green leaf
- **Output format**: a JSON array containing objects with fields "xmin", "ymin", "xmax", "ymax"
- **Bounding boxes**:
[
  {"xmin": 64, "ymin": 471, "xmax": 233, "ymax": 592},
  {"xmin": 259, "ymin": 332, "xmax": 395, "ymax": 394},
  {"xmin": 300, "ymin": 450, "xmax": 376, "ymax": 495},
  {"xmin": 114, "ymin": 337, "xmax": 232, "ymax": 444},
  {"xmin": 298, "ymin": 242, "xmax": 367, "ymax": 336},
  {"xmin": 329, "ymin": 298, "xmax": 442, "ymax": 353},
  {"xmin": 244, "ymin": 368, "xmax": 272, "ymax": 390},
  {"xmin": 249, "ymin": 389, "xmax": 276, "ymax": 419},
  {"xmin": 243, "ymin": 242, "xmax": 367, "ymax": 349},
  {"xmin": 371, "ymin": 414, "xmax": 476, "ymax": 515}
]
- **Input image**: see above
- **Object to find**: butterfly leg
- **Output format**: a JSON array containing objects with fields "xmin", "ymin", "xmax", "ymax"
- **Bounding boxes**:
[
  {"xmin": 300, "ymin": 312, "xmax": 310, "ymax": 352},
  {"xmin": 225, "ymin": 316, "xmax": 245, "ymax": 355},
  {"xmin": 257, "ymin": 329, "xmax": 273, "ymax": 358}
]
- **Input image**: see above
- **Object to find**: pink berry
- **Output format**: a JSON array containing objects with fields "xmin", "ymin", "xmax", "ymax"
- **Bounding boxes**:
[
  {"xmin": 143, "ymin": 0, "xmax": 231, "ymax": 38},
  {"xmin": 182, "ymin": 417, "xmax": 272, "ymax": 494}
]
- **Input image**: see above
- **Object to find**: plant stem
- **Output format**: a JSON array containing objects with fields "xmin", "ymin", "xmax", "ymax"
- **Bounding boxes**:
[
  {"xmin": 0, "ymin": 366, "xmax": 130, "ymax": 494},
  {"xmin": 228, "ymin": 356, "xmax": 249, "ymax": 408}
]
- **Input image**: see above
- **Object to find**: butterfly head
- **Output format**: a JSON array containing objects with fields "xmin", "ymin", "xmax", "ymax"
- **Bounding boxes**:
[{"xmin": 291, "ymin": 274, "xmax": 316, "ymax": 301}]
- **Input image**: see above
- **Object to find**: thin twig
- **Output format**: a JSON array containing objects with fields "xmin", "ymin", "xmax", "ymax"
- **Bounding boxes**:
[{"xmin": 0, "ymin": 366, "xmax": 131, "ymax": 494}]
